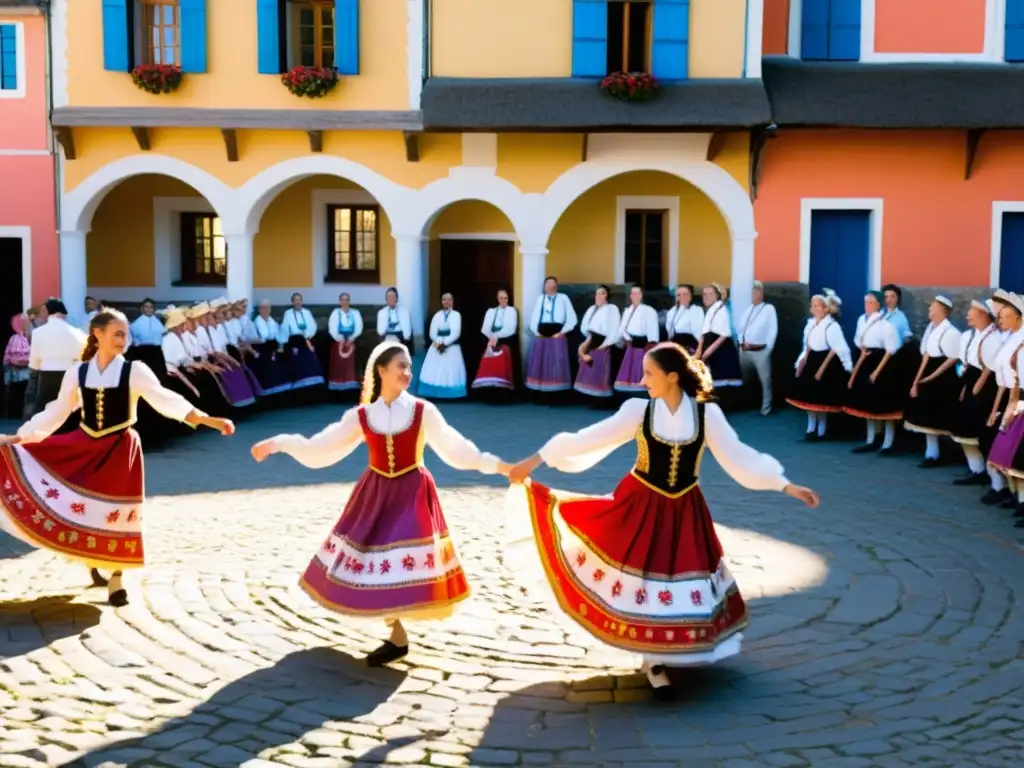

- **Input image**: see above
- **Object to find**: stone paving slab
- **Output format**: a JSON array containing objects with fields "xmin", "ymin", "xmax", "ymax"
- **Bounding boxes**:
[{"xmin": 1, "ymin": 402, "xmax": 1023, "ymax": 767}]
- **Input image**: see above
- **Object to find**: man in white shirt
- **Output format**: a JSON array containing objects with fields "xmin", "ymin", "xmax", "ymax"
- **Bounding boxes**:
[
  {"xmin": 737, "ymin": 281, "xmax": 779, "ymax": 415},
  {"xmin": 26, "ymin": 298, "xmax": 88, "ymax": 421}
]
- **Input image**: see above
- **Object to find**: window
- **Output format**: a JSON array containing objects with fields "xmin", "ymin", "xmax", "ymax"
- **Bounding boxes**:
[
  {"xmin": 800, "ymin": 0, "xmax": 861, "ymax": 62},
  {"xmin": 293, "ymin": 0, "xmax": 335, "ymax": 68},
  {"xmin": 143, "ymin": 0, "xmax": 180, "ymax": 66},
  {"xmin": 607, "ymin": 0, "xmax": 651, "ymax": 73},
  {"xmin": 1008, "ymin": 0, "xmax": 1024, "ymax": 62},
  {"xmin": 326, "ymin": 205, "xmax": 379, "ymax": 283},
  {"xmin": 0, "ymin": 24, "xmax": 18, "ymax": 92},
  {"xmin": 180, "ymin": 213, "xmax": 227, "ymax": 285},
  {"xmin": 624, "ymin": 210, "xmax": 664, "ymax": 289}
]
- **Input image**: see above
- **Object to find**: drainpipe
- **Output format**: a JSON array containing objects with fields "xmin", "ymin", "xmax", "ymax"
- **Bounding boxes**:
[{"xmin": 43, "ymin": 0, "xmax": 60, "ymax": 307}]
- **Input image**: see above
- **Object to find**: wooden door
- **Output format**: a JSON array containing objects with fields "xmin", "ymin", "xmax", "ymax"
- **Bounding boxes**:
[
  {"xmin": 808, "ymin": 209, "xmax": 870, "ymax": 343},
  {"xmin": 439, "ymin": 240, "xmax": 515, "ymax": 369}
]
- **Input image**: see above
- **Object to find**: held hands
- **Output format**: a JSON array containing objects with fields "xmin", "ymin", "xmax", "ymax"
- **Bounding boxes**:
[
  {"xmin": 507, "ymin": 454, "xmax": 543, "ymax": 485},
  {"xmin": 784, "ymin": 484, "xmax": 820, "ymax": 508},
  {"xmin": 0, "ymin": 435, "xmax": 21, "ymax": 447},
  {"xmin": 251, "ymin": 438, "xmax": 277, "ymax": 462}
]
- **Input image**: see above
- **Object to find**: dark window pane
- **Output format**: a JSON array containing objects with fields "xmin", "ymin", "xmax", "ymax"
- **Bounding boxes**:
[{"xmin": 627, "ymin": 2, "xmax": 649, "ymax": 72}]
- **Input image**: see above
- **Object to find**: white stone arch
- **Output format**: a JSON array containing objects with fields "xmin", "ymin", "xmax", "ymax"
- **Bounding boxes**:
[
  {"xmin": 405, "ymin": 170, "xmax": 538, "ymax": 242},
  {"xmin": 61, "ymin": 154, "xmax": 236, "ymax": 233},
  {"xmin": 235, "ymin": 155, "xmax": 414, "ymax": 235}
]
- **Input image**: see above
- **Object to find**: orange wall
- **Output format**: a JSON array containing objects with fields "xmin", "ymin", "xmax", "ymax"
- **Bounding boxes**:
[
  {"xmin": 754, "ymin": 130, "xmax": 1024, "ymax": 286},
  {"xmin": 762, "ymin": 0, "xmax": 790, "ymax": 55},
  {"xmin": 875, "ymin": 0, "xmax": 986, "ymax": 54},
  {"xmin": 0, "ymin": 155, "xmax": 59, "ymax": 303},
  {"xmin": 0, "ymin": 13, "xmax": 49, "ymax": 150}
]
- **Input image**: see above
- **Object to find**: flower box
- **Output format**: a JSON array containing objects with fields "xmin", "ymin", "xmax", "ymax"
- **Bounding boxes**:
[
  {"xmin": 600, "ymin": 71, "xmax": 659, "ymax": 102},
  {"xmin": 281, "ymin": 66, "xmax": 340, "ymax": 99},
  {"xmin": 131, "ymin": 64, "xmax": 183, "ymax": 95}
]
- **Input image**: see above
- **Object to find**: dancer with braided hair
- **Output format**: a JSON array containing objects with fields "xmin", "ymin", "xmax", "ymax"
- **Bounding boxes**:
[
  {"xmin": 504, "ymin": 342, "xmax": 819, "ymax": 699},
  {"xmin": 0, "ymin": 309, "xmax": 235, "ymax": 607},
  {"xmin": 251, "ymin": 341, "xmax": 512, "ymax": 666}
]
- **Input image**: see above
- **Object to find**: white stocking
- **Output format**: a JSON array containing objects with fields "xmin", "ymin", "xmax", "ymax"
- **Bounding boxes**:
[
  {"xmin": 865, "ymin": 420, "xmax": 877, "ymax": 444},
  {"xmin": 806, "ymin": 413, "xmax": 818, "ymax": 434},
  {"xmin": 882, "ymin": 421, "xmax": 896, "ymax": 449},
  {"xmin": 925, "ymin": 434, "xmax": 940, "ymax": 460},
  {"xmin": 817, "ymin": 414, "xmax": 828, "ymax": 437},
  {"xmin": 989, "ymin": 467, "xmax": 1007, "ymax": 491},
  {"xmin": 962, "ymin": 445, "xmax": 985, "ymax": 473}
]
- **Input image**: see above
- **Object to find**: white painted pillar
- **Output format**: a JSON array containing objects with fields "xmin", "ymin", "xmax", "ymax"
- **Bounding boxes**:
[
  {"xmin": 58, "ymin": 230, "xmax": 88, "ymax": 325},
  {"xmin": 394, "ymin": 234, "xmax": 428, "ymax": 338},
  {"xmin": 224, "ymin": 232, "xmax": 255, "ymax": 305},
  {"xmin": 518, "ymin": 244, "xmax": 549, "ymax": 366},
  {"xmin": 729, "ymin": 233, "xmax": 757, "ymax": 324}
]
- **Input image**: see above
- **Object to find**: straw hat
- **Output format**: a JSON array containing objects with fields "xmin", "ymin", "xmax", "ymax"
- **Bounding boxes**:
[{"xmin": 164, "ymin": 308, "xmax": 187, "ymax": 329}]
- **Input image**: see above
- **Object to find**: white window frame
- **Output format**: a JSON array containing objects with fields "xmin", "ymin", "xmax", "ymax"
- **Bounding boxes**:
[
  {"xmin": 0, "ymin": 226, "xmax": 32, "ymax": 308},
  {"xmin": 789, "ymin": 0, "xmax": 1007, "ymax": 64},
  {"xmin": 309, "ymin": 188, "xmax": 386, "ymax": 305},
  {"xmin": 0, "ymin": 22, "xmax": 27, "ymax": 100},
  {"xmin": 990, "ymin": 202, "xmax": 1024, "ymax": 288},
  {"xmin": 615, "ymin": 196, "xmax": 680, "ymax": 290},
  {"xmin": 798, "ymin": 198, "xmax": 883, "ymax": 288}
]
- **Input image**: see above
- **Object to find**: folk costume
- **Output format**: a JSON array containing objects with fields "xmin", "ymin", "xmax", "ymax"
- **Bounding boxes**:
[
  {"xmin": 987, "ymin": 335, "xmax": 1024, "ymax": 482},
  {"xmin": 786, "ymin": 311, "xmax": 853, "ymax": 439},
  {"xmin": 268, "ymin": 342, "xmax": 502, "ymax": 665},
  {"xmin": 574, "ymin": 303, "xmax": 621, "ymax": 399},
  {"xmin": 472, "ymin": 305, "xmax": 520, "ymax": 392},
  {"xmin": 0, "ymin": 356, "xmax": 196, "ymax": 605},
  {"xmin": 737, "ymin": 290, "xmax": 779, "ymax": 415},
  {"xmin": 208, "ymin": 298, "xmax": 264, "ymax": 400},
  {"xmin": 614, "ymin": 304, "xmax": 660, "ymax": 394},
  {"xmin": 952, "ymin": 303, "xmax": 1005, "ymax": 483},
  {"xmin": 665, "ymin": 302, "xmax": 703, "ymax": 354},
  {"xmin": 186, "ymin": 305, "xmax": 257, "ymax": 409},
  {"xmin": 160, "ymin": 309, "xmax": 226, "ymax": 416},
  {"xmin": 526, "ymin": 293, "xmax": 578, "ymax": 392},
  {"xmin": 699, "ymin": 299, "xmax": 742, "ymax": 388},
  {"xmin": 418, "ymin": 309, "xmax": 467, "ymax": 399},
  {"xmin": 250, "ymin": 312, "xmax": 292, "ymax": 395},
  {"xmin": 327, "ymin": 307, "xmax": 364, "ymax": 392},
  {"xmin": 281, "ymin": 307, "xmax": 325, "ymax": 389},
  {"xmin": 377, "ymin": 304, "xmax": 415, "ymax": 356},
  {"xmin": 844, "ymin": 305, "xmax": 905, "ymax": 453},
  {"xmin": 504, "ymin": 395, "xmax": 790, "ymax": 692}
]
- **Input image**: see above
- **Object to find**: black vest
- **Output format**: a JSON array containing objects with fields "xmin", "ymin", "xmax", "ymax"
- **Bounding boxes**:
[
  {"xmin": 631, "ymin": 398, "xmax": 705, "ymax": 497},
  {"xmin": 78, "ymin": 359, "xmax": 133, "ymax": 437}
]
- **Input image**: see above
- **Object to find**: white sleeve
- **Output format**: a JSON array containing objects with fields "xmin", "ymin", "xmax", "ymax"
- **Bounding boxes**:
[
  {"xmin": 919, "ymin": 326, "xmax": 931, "ymax": 356},
  {"xmin": 602, "ymin": 305, "xmax": 623, "ymax": 347},
  {"xmin": 161, "ymin": 334, "xmax": 185, "ymax": 370},
  {"xmin": 853, "ymin": 316, "xmax": 866, "ymax": 348},
  {"xmin": 353, "ymin": 310, "xmax": 364, "ymax": 340},
  {"xmin": 304, "ymin": 310, "xmax": 317, "ymax": 339},
  {"xmin": 826, "ymin": 322, "xmax": 853, "ymax": 372},
  {"xmin": 28, "ymin": 333, "xmax": 42, "ymax": 370},
  {"xmin": 328, "ymin": 310, "xmax": 343, "ymax": 342},
  {"xmin": 795, "ymin": 319, "xmax": 812, "ymax": 369},
  {"xmin": 272, "ymin": 407, "xmax": 365, "ymax": 469},
  {"xmin": 428, "ymin": 313, "xmax": 441, "ymax": 343},
  {"xmin": 882, "ymin": 322, "xmax": 902, "ymax": 355},
  {"xmin": 500, "ymin": 308, "xmax": 518, "ymax": 339},
  {"xmin": 560, "ymin": 294, "xmax": 578, "ymax": 334},
  {"xmin": 529, "ymin": 299, "xmax": 542, "ymax": 335},
  {"xmin": 616, "ymin": 308, "xmax": 630, "ymax": 340},
  {"xmin": 958, "ymin": 332, "xmax": 971, "ymax": 364},
  {"xmin": 376, "ymin": 309, "xmax": 387, "ymax": 336},
  {"xmin": 664, "ymin": 308, "xmax": 675, "ymax": 334},
  {"xmin": 481, "ymin": 309, "xmax": 495, "ymax": 336},
  {"xmin": 17, "ymin": 367, "xmax": 81, "ymax": 444},
  {"xmin": 713, "ymin": 307, "xmax": 732, "ymax": 337},
  {"xmin": 538, "ymin": 398, "xmax": 646, "ymax": 473},
  {"xmin": 401, "ymin": 308, "xmax": 412, "ymax": 339},
  {"xmin": 704, "ymin": 403, "xmax": 789, "ymax": 492},
  {"xmin": 765, "ymin": 305, "xmax": 779, "ymax": 351},
  {"xmin": 447, "ymin": 312, "xmax": 462, "ymax": 345},
  {"xmin": 645, "ymin": 306, "xmax": 659, "ymax": 343},
  {"xmin": 939, "ymin": 328, "xmax": 962, "ymax": 360},
  {"xmin": 580, "ymin": 306, "xmax": 595, "ymax": 336},
  {"xmin": 691, "ymin": 306, "xmax": 705, "ymax": 336},
  {"xmin": 422, "ymin": 401, "xmax": 499, "ymax": 473},
  {"xmin": 131, "ymin": 362, "xmax": 195, "ymax": 422}
]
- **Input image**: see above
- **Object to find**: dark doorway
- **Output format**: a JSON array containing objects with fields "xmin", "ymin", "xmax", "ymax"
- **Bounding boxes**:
[
  {"xmin": 624, "ymin": 209, "xmax": 665, "ymax": 290},
  {"xmin": 438, "ymin": 239, "xmax": 515, "ymax": 373},
  {"xmin": 0, "ymin": 237, "xmax": 24, "ymax": 353}
]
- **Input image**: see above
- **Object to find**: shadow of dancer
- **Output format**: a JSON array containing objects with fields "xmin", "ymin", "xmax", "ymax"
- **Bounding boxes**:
[
  {"xmin": 56, "ymin": 647, "xmax": 406, "ymax": 768},
  {"xmin": 0, "ymin": 594, "xmax": 101, "ymax": 657}
]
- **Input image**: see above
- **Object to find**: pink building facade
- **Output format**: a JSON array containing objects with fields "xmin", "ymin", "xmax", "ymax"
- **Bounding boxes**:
[{"xmin": 0, "ymin": 0, "xmax": 57, "ymax": 329}]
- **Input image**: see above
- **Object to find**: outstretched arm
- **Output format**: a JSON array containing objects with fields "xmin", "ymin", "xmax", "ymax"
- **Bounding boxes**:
[
  {"xmin": 253, "ymin": 407, "xmax": 363, "ymax": 468},
  {"xmin": 14, "ymin": 367, "xmax": 80, "ymax": 444},
  {"xmin": 132, "ymin": 362, "xmax": 233, "ymax": 435},
  {"xmin": 423, "ymin": 402, "xmax": 507, "ymax": 474}
]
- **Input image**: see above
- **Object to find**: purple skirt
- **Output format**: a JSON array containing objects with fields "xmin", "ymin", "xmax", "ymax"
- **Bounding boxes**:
[
  {"xmin": 526, "ymin": 336, "xmax": 572, "ymax": 392},
  {"xmin": 213, "ymin": 367, "xmax": 257, "ymax": 407},
  {"xmin": 300, "ymin": 467, "xmax": 470, "ymax": 617},
  {"xmin": 988, "ymin": 416, "xmax": 1024, "ymax": 471},
  {"xmin": 574, "ymin": 347, "xmax": 613, "ymax": 397},
  {"xmin": 614, "ymin": 345, "xmax": 651, "ymax": 392}
]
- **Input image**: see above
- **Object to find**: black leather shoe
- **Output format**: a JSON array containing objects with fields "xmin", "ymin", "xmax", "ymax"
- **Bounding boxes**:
[
  {"xmin": 878, "ymin": 447, "xmax": 896, "ymax": 457},
  {"xmin": 108, "ymin": 589, "xmax": 129, "ymax": 608},
  {"xmin": 953, "ymin": 472, "xmax": 988, "ymax": 486},
  {"xmin": 919, "ymin": 458, "xmax": 941, "ymax": 468},
  {"xmin": 852, "ymin": 443, "xmax": 878, "ymax": 454},
  {"xmin": 1013, "ymin": 505, "xmax": 1024, "ymax": 519},
  {"xmin": 1015, "ymin": 518, "xmax": 1024, "ymax": 528},
  {"xmin": 90, "ymin": 568, "xmax": 109, "ymax": 588},
  {"xmin": 981, "ymin": 488, "xmax": 1012, "ymax": 506},
  {"xmin": 366, "ymin": 641, "xmax": 409, "ymax": 667}
]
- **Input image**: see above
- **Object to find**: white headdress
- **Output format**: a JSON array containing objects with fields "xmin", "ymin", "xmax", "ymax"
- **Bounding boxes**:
[{"xmin": 360, "ymin": 341, "xmax": 409, "ymax": 405}]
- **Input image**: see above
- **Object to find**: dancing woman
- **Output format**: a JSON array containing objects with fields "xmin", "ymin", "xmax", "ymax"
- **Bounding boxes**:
[
  {"xmin": 0, "ymin": 310, "xmax": 234, "ymax": 607},
  {"xmin": 251, "ymin": 341, "xmax": 511, "ymax": 666},
  {"xmin": 504, "ymin": 342, "xmax": 818, "ymax": 699}
]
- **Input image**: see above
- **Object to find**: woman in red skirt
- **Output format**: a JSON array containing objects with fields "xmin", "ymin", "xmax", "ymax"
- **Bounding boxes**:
[
  {"xmin": 251, "ymin": 341, "xmax": 512, "ymax": 666},
  {"xmin": 505, "ymin": 342, "xmax": 819, "ymax": 700},
  {"xmin": 472, "ymin": 290, "xmax": 520, "ymax": 396},
  {"xmin": 327, "ymin": 292, "xmax": 364, "ymax": 393},
  {"xmin": 0, "ymin": 310, "xmax": 234, "ymax": 607}
]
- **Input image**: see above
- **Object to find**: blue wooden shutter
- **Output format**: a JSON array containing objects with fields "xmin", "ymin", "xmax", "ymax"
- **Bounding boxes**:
[
  {"xmin": 102, "ymin": 0, "xmax": 131, "ymax": 72},
  {"xmin": 828, "ymin": 0, "xmax": 861, "ymax": 61},
  {"xmin": 809, "ymin": 210, "xmax": 870, "ymax": 341},
  {"xmin": 651, "ymin": 0, "xmax": 689, "ymax": 80},
  {"xmin": 257, "ymin": 0, "xmax": 285, "ymax": 73},
  {"xmin": 571, "ymin": 0, "xmax": 607, "ymax": 78},
  {"xmin": 335, "ymin": 0, "xmax": 360, "ymax": 75},
  {"xmin": 1000, "ymin": 213, "xmax": 1024, "ymax": 291},
  {"xmin": 800, "ymin": 0, "xmax": 829, "ymax": 60},
  {"xmin": 0, "ymin": 25, "xmax": 16, "ymax": 90},
  {"xmin": 1006, "ymin": 0, "xmax": 1024, "ymax": 61},
  {"xmin": 179, "ymin": 0, "xmax": 208, "ymax": 72}
]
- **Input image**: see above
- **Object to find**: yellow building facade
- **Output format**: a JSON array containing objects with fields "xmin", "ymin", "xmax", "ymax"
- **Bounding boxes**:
[{"xmin": 52, "ymin": 0, "xmax": 767, "ymax": 337}]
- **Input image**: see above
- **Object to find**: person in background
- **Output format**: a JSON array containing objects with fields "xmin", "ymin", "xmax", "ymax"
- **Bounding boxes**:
[
  {"xmin": 737, "ymin": 281, "xmax": 779, "ymax": 416},
  {"xmin": 419, "ymin": 293, "xmax": 467, "ymax": 400},
  {"xmin": 328, "ymin": 292, "xmax": 364, "ymax": 393},
  {"xmin": 125, "ymin": 298, "xmax": 170, "ymax": 446},
  {"xmin": 665, "ymin": 284, "xmax": 703, "ymax": 353},
  {"xmin": 525, "ymin": 276, "xmax": 578, "ymax": 397},
  {"xmin": 695, "ymin": 283, "xmax": 742, "ymax": 388},
  {"xmin": 376, "ymin": 287, "xmax": 415, "ymax": 357},
  {"xmin": 613, "ymin": 284, "xmax": 659, "ymax": 396},
  {"xmin": 129, "ymin": 298, "xmax": 164, "ymax": 349},
  {"xmin": 80, "ymin": 295, "xmax": 99, "ymax": 331},
  {"xmin": 250, "ymin": 300, "xmax": 292, "ymax": 396},
  {"xmin": 980, "ymin": 292, "xmax": 1023, "ymax": 509},
  {"xmin": 280, "ymin": 292, "xmax": 325, "ymax": 390},
  {"xmin": 573, "ymin": 285, "xmax": 621, "ymax": 401},
  {"xmin": 27, "ymin": 298, "xmax": 87, "ymax": 425},
  {"xmin": 472, "ymin": 289, "xmax": 520, "ymax": 397},
  {"xmin": 3, "ymin": 314, "xmax": 31, "ymax": 420}
]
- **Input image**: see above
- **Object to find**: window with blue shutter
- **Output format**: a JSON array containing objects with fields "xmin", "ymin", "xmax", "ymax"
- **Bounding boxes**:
[
  {"xmin": 0, "ymin": 25, "xmax": 17, "ymax": 91},
  {"xmin": 801, "ymin": 0, "xmax": 860, "ymax": 61},
  {"xmin": 1007, "ymin": 0, "xmax": 1024, "ymax": 62},
  {"xmin": 257, "ymin": 0, "xmax": 286, "ymax": 73},
  {"xmin": 102, "ymin": 0, "xmax": 132, "ymax": 72},
  {"xmin": 335, "ymin": 0, "xmax": 360, "ymax": 75},
  {"xmin": 650, "ymin": 0, "xmax": 689, "ymax": 81},
  {"xmin": 179, "ymin": 0, "xmax": 208, "ymax": 73},
  {"xmin": 572, "ymin": 0, "xmax": 607, "ymax": 77}
]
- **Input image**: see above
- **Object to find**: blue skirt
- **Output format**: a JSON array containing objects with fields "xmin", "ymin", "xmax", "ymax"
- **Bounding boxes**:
[{"xmin": 285, "ymin": 335, "xmax": 325, "ymax": 389}]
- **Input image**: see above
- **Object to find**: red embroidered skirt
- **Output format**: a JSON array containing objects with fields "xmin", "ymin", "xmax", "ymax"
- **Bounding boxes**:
[
  {"xmin": 0, "ymin": 428, "xmax": 146, "ymax": 569},
  {"xmin": 328, "ymin": 340, "xmax": 360, "ymax": 391},
  {"xmin": 472, "ymin": 344, "xmax": 515, "ymax": 390}
]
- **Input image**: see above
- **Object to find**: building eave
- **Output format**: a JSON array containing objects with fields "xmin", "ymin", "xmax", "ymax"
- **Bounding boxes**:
[{"xmin": 49, "ymin": 107, "xmax": 424, "ymax": 132}]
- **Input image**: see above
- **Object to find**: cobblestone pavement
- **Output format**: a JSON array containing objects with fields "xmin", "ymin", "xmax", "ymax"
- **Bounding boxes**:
[{"xmin": 1, "ymin": 401, "xmax": 1023, "ymax": 768}]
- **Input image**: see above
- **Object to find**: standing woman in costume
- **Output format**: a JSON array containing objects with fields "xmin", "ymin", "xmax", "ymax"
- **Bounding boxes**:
[
  {"xmin": 695, "ymin": 283, "xmax": 742, "ymax": 388},
  {"xmin": 418, "ymin": 293, "xmax": 467, "ymax": 400},
  {"xmin": 0, "ymin": 310, "xmax": 233, "ymax": 607},
  {"xmin": 665, "ymin": 284, "xmax": 703, "ymax": 353},
  {"xmin": 327, "ymin": 293, "xmax": 364, "ymax": 394},
  {"xmin": 472, "ymin": 289, "xmax": 519, "ymax": 396},
  {"xmin": 525, "ymin": 277, "xmax": 578, "ymax": 396},
  {"xmin": 844, "ymin": 291, "xmax": 905, "ymax": 455},
  {"xmin": 981, "ymin": 292, "xmax": 1024, "ymax": 507},
  {"xmin": 785, "ymin": 289, "xmax": 852, "ymax": 441},
  {"xmin": 251, "ymin": 341, "xmax": 511, "ymax": 665},
  {"xmin": 281, "ymin": 293, "xmax": 325, "ymax": 390},
  {"xmin": 250, "ymin": 300, "xmax": 292, "ymax": 396},
  {"xmin": 573, "ymin": 285, "xmax": 621, "ymax": 401},
  {"xmin": 505, "ymin": 342, "xmax": 818, "ymax": 699},
  {"xmin": 376, "ymin": 287, "xmax": 415, "ymax": 356},
  {"xmin": 904, "ymin": 296, "xmax": 963, "ymax": 467},
  {"xmin": 614, "ymin": 284, "xmax": 660, "ymax": 396},
  {"xmin": 951, "ymin": 299, "xmax": 1005, "ymax": 486}
]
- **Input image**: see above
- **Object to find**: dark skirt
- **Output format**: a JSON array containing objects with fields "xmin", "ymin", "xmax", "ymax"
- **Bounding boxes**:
[
  {"xmin": 843, "ymin": 348, "xmax": 907, "ymax": 420},
  {"xmin": 126, "ymin": 345, "xmax": 174, "ymax": 444},
  {"xmin": 785, "ymin": 349, "xmax": 847, "ymax": 413},
  {"xmin": 247, "ymin": 341, "xmax": 292, "ymax": 395},
  {"xmin": 4, "ymin": 378, "xmax": 27, "ymax": 420},
  {"xmin": 952, "ymin": 367, "xmax": 999, "ymax": 446},
  {"xmin": 285, "ymin": 335, "xmax": 326, "ymax": 389},
  {"xmin": 904, "ymin": 357, "xmax": 960, "ymax": 436},
  {"xmin": 701, "ymin": 333, "xmax": 742, "ymax": 387},
  {"xmin": 670, "ymin": 333, "xmax": 699, "ymax": 355}
]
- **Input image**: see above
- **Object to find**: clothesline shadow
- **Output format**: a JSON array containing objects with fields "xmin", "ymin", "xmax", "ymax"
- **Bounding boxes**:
[
  {"xmin": 0, "ymin": 594, "xmax": 101, "ymax": 658},
  {"xmin": 54, "ymin": 647, "xmax": 407, "ymax": 768}
]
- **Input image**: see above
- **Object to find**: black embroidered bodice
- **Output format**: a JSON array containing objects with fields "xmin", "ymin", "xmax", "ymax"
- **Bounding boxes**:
[
  {"xmin": 631, "ymin": 398, "xmax": 705, "ymax": 497},
  {"xmin": 78, "ymin": 360, "xmax": 134, "ymax": 438}
]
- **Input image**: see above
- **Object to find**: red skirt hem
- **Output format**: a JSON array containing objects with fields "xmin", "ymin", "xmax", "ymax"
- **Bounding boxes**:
[{"xmin": 472, "ymin": 345, "xmax": 515, "ymax": 389}]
